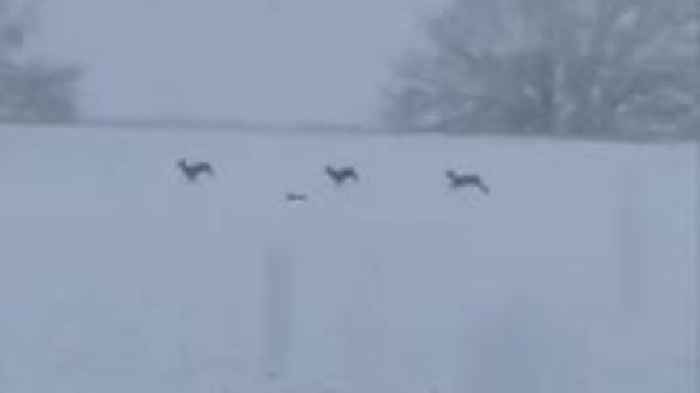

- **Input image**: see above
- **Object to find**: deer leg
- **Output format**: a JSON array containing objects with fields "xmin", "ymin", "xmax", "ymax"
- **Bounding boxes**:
[{"xmin": 478, "ymin": 182, "xmax": 490, "ymax": 194}]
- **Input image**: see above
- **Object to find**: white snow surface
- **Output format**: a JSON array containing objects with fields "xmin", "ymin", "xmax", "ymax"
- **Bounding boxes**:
[{"xmin": 0, "ymin": 126, "xmax": 696, "ymax": 393}]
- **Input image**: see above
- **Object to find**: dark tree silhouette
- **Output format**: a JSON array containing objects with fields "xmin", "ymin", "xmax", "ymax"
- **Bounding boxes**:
[
  {"xmin": 0, "ymin": 0, "xmax": 82, "ymax": 123},
  {"xmin": 383, "ymin": 0, "xmax": 699, "ymax": 136}
]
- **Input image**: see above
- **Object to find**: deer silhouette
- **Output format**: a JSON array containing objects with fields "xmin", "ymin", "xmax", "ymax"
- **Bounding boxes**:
[
  {"xmin": 177, "ymin": 158, "xmax": 214, "ymax": 182},
  {"xmin": 325, "ymin": 165, "xmax": 358, "ymax": 186},
  {"xmin": 285, "ymin": 192, "xmax": 308, "ymax": 202},
  {"xmin": 445, "ymin": 170, "xmax": 489, "ymax": 194}
]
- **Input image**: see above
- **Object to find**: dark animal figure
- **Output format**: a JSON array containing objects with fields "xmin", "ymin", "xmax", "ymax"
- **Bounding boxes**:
[
  {"xmin": 325, "ymin": 165, "xmax": 359, "ymax": 186},
  {"xmin": 445, "ymin": 170, "xmax": 489, "ymax": 194},
  {"xmin": 177, "ymin": 158, "xmax": 214, "ymax": 182},
  {"xmin": 285, "ymin": 193, "xmax": 308, "ymax": 202}
]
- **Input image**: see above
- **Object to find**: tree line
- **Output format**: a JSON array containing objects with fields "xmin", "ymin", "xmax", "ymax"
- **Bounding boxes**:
[{"xmin": 5, "ymin": 0, "xmax": 699, "ymax": 137}]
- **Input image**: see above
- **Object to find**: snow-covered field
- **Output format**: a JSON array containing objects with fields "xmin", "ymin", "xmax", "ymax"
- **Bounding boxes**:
[{"xmin": 0, "ymin": 126, "xmax": 696, "ymax": 393}]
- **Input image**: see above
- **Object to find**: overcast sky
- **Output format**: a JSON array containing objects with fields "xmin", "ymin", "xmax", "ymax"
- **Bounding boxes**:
[{"xmin": 34, "ymin": 0, "xmax": 447, "ymax": 125}]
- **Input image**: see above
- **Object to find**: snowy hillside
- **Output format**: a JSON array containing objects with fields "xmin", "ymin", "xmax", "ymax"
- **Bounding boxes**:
[{"xmin": 0, "ymin": 125, "xmax": 695, "ymax": 393}]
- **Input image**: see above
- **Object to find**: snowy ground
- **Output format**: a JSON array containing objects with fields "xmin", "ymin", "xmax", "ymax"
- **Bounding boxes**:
[{"xmin": 0, "ymin": 126, "xmax": 696, "ymax": 393}]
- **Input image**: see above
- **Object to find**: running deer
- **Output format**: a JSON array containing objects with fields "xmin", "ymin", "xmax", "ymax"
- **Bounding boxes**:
[
  {"xmin": 177, "ymin": 158, "xmax": 214, "ymax": 182},
  {"xmin": 324, "ymin": 165, "xmax": 359, "ymax": 186},
  {"xmin": 445, "ymin": 170, "xmax": 489, "ymax": 194},
  {"xmin": 285, "ymin": 192, "xmax": 308, "ymax": 202}
]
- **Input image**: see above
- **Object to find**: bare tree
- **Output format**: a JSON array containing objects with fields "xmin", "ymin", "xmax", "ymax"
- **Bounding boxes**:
[
  {"xmin": 0, "ymin": 0, "xmax": 81, "ymax": 123},
  {"xmin": 382, "ymin": 0, "xmax": 698, "ymax": 136}
]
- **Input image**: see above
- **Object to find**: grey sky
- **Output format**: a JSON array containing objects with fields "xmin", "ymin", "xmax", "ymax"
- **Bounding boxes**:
[{"xmin": 35, "ymin": 0, "xmax": 447, "ymax": 124}]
